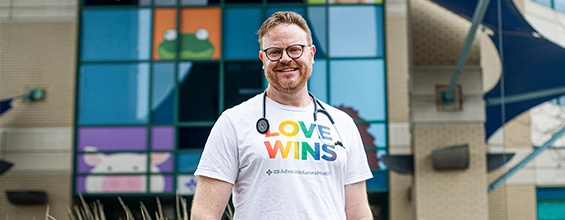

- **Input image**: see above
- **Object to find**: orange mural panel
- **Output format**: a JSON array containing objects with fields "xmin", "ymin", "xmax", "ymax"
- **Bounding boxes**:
[
  {"xmin": 180, "ymin": 8, "xmax": 222, "ymax": 60},
  {"xmin": 153, "ymin": 9, "xmax": 177, "ymax": 60}
]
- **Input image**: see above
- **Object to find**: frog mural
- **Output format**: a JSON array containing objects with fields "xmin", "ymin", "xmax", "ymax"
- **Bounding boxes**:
[{"xmin": 157, "ymin": 28, "xmax": 215, "ymax": 60}]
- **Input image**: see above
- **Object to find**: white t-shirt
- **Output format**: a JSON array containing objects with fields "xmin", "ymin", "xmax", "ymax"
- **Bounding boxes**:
[{"xmin": 195, "ymin": 93, "xmax": 373, "ymax": 219}]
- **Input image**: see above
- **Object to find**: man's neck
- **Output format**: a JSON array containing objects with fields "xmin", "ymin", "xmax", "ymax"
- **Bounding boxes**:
[{"xmin": 265, "ymin": 87, "xmax": 311, "ymax": 107}]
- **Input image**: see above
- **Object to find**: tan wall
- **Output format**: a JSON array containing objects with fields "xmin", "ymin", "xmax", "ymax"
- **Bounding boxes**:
[
  {"xmin": 0, "ymin": 20, "xmax": 76, "ymax": 219},
  {"xmin": 507, "ymin": 185, "xmax": 537, "ymax": 220},
  {"xmin": 0, "ymin": 173, "xmax": 72, "ymax": 219},
  {"xmin": 410, "ymin": 0, "xmax": 480, "ymax": 67},
  {"xmin": 389, "ymin": 173, "xmax": 414, "ymax": 220},
  {"xmin": 488, "ymin": 169, "xmax": 508, "ymax": 220},
  {"xmin": 412, "ymin": 124, "xmax": 488, "ymax": 220},
  {"xmin": 0, "ymin": 21, "xmax": 76, "ymax": 127},
  {"xmin": 386, "ymin": 0, "xmax": 410, "ymax": 124}
]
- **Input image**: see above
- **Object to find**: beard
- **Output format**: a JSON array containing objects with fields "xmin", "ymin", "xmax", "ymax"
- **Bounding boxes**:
[{"xmin": 265, "ymin": 65, "xmax": 311, "ymax": 94}]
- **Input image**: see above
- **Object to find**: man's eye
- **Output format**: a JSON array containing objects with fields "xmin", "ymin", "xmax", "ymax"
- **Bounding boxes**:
[{"xmin": 269, "ymin": 50, "xmax": 281, "ymax": 55}]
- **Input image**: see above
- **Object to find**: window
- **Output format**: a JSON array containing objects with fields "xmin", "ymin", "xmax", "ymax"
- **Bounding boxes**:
[{"xmin": 76, "ymin": 0, "xmax": 388, "ymax": 198}]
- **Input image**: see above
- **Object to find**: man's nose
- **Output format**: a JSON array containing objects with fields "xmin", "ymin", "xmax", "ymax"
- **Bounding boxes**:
[{"xmin": 279, "ymin": 50, "xmax": 293, "ymax": 62}]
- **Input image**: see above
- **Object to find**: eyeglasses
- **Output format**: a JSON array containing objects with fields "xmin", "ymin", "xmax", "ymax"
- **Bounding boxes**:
[{"xmin": 262, "ymin": 44, "xmax": 311, "ymax": 62}]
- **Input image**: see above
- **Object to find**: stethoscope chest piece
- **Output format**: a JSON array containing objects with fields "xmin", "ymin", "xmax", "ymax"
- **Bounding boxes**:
[{"xmin": 256, "ymin": 118, "xmax": 269, "ymax": 134}]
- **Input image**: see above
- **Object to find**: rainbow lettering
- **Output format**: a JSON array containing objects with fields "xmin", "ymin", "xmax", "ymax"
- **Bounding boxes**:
[{"xmin": 263, "ymin": 120, "xmax": 337, "ymax": 161}]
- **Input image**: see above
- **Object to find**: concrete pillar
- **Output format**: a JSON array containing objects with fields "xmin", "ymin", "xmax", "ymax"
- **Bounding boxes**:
[{"xmin": 410, "ymin": 66, "xmax": 487, "ymax": 220}]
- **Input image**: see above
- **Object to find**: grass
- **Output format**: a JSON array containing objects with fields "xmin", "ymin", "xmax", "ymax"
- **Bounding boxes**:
[{"xmin": 44, "ymin": 194, "xmax": 233, "ymax": 220}]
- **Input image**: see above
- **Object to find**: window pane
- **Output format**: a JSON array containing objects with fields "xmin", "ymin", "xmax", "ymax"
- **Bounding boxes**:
[
  {"xmin": 155, "ymin": 0, "xmax": 176, "ymax": 6},
  {"xmin": 76, "ymin": 174, "xmax": 173, "ymax": 193},
  {"xmin": 308, "ymin": 0, "xmax": 383, "ymax": 4},
  {"xmin": 366, "ymin": 170, "xmax": 388, "ymax": 191},
  {"xmin": 77, "ymin": 127, "xmax": 147, "ymax": 152},
  {"xmin": 153, "ymin": 8, "xmax": 177, "ymax": 60},
  {"xmin": 556, "ymin": 1, "xmax": 565, "ymax": 13},
  {"xmin": 151, "ymin": 126, "xmax": 174, "ymax": 150},
  {"xmin": 538, "ymin": 200, "xmax": 565, "ymax": 219},
  {"xmin": 85, "ymin": 0, "xmax": 140, "ymax": 6},
  {"xmin": 268, "ymin": 0, "xmax": 303, "ymax": 2},
  {"xmin": 177, "ymin": 152, "xmax": 202, "ymax": 173},
  {"xmin": 178, "ymin": 62, "xmax": 219, "ymax": 122},
  {"xmin": 309, "ymin": 59, "xmax": 328, "ymax": 102},
  {"xmin": 224, "ymin": 61, "xmax": 264, "ymax": 109},
  {"xmin": 151, "ymin": 153, "xmax": 174, "ymax": 172},
  {"xmin": 152, "ymin": 62, "xmax": 175, "ymax": 124},
  {"xmin": 181, "ymin": 0, "xmax": 220, "ymax": 5},
  {"xmin": 180, "ymin": 8, "xmax": 222, "ymax": 60},
  {"xmin": 329, "ymin": 59, "xmax": 386, "ymax": 121},
  {"xmin": 81, "ymin": 9, "xmax": 151, "ymax": 61},
  {"xmin": 329, "ymin": 5, "xmax": 383, "ymax": 57},
  {"xmin": 76, "ymin": 150, "xmax": 173, "ymax": 174},
  {"xmin": 266, "ymin": 7, "xmax": 305, "ymax": 18},
  {"xmin": 223, "ymin": 8, "xmax": 262, "ymax": 59},
  {"xmin": 365, "ymin": 149, "xmax": 380, "ymax": 170},
  {"xmin": 151, "ymin": 175, "xmax": 174, "ymax": 193},
  {"xmin": 178, "ymin": 127, "xmax": 212, "ymax": 149},
  {"xmin": 225, "ymin": 0, "xmax": 261, "ymax": 3},
  {"xmin": 177, "ymin": 175, "xmax": 198, "ymax": 195},
  {"xmin": 308, "ymin": 6, "xmax": 328, "ymax": 58},
  {"xmin": 533, "ymin": 0, "xmax": 552, "ymax": 7},
  {"xmin": 79, "ymin": 63, "xmax": 149, "ymax": 125}
]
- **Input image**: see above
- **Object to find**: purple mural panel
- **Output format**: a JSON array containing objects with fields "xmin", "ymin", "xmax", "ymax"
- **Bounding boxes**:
[
  {"xmin": 76, "ymin": 174, "xmax": 173, "ymax": 194},
  {"xmin": 76, "ymin": 176, "xmax": 87, "ymax": 193},
  {"xmin": 151, "ymin": 126, "xmax": 174, "ymax": 150},
  {"xmin": 78, "ymin": 127, "xmax": 147, "ymax": 151}
]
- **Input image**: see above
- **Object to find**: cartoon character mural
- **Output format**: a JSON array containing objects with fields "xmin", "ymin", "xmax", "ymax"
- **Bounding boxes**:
[
  {"xmin": 157, "ymin": 28, "xmax": 215, "ymax": 60},
  {"xmin": 152, "ymin": 8, "xmax": 221, "ymax": 60},
  {"xmin": 82, "ymin": 146, "xmax": 171, "ymax": 193}
]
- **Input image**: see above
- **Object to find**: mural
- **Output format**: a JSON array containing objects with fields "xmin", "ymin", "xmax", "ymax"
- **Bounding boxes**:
[
  {"xmin": 338, "ymin": 106, "xmax": 382, "ymax": 169},
  {"xmin": 79, "ymin": 146, "xmax": 172, "ymax": 193},
  {"xmin": 152, "ymin": 8, "xmax": 221, "ymax": 60},
  {"xmin": 157, "ymin": 28, "xmax": 215, "ymax": 59}
]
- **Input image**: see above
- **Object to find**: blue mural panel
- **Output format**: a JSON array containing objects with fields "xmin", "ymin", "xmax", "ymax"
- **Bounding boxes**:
[
  {"xmin": 223, "ymin": 8, "xmax": 263, "ymax": 59},
  {"xmin": 328, "ymin": 5, "xmax": 384, "ymax": 58},
  {"xmin": 79, "ymin": 63, "xmax": 150, "ymax": 125},
  {"xmin": 309, "ymin": 59, "xmax": 328, "ymax": 102},
  {"xmin": 81, "ymin": 9, "xmax": 151, "ymax": 61},
  {"xmin": 329, "ymin": 59, "xmax": 386, "ymax": 121},
  {"xmin": 152, "ymin": 62, "xmax": 175, "ymax": 124}
]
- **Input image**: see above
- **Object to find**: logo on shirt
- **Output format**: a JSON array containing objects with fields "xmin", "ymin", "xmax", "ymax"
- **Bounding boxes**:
[{"xmin": 263, "ymin": 120, "xmax": 337, "ymax": 161}]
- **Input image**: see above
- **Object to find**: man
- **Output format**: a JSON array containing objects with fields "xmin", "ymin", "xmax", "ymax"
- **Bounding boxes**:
[{"xmin": 191, "ymin": 11, "xmax": 373, "ymax": 219}]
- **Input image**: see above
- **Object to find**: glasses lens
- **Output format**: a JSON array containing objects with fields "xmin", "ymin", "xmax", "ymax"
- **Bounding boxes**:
[
  {"xmin": 287, "ymin": 45, "xmax": 304, "ymax": 58},
  {"xmin": 266, "ymin": 48, "xmax": 282, "ymax": 61}
]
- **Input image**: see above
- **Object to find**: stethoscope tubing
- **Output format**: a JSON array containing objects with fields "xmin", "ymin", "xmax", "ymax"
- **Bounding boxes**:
[{"xmin": 256, "ymin": 92, "xmax": 344, "ymax": 148}]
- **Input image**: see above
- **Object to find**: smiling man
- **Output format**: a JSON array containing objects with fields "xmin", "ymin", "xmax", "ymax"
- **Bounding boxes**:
[{"xmin": 190, "ymin": 11, "xmax": 374, "ymax": 220}]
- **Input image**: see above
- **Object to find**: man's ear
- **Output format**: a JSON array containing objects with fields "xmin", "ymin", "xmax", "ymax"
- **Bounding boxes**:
[
  {"xmin": 310, "ymin": 44, "xmax": 317, "ymax": 57},
  {"xmin": 259, "ymin": 50, "xmax": 264, "ymax": 61}
]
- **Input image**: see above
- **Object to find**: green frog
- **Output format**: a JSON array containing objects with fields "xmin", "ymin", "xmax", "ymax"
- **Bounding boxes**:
[{"xmin": 157, "ymin": 28, "xmax": 215, "ymax": 60}]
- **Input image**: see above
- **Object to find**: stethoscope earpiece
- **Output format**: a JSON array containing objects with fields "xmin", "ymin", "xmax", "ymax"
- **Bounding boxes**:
[{"xmin": 256, "ymin": 118, "xmax": 269, "ymax": 134}]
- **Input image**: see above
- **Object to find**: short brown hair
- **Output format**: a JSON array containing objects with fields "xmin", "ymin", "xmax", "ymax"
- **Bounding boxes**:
[{"xmin": 257, "ymin": 11, "xmax": 313, "ymax": 49}]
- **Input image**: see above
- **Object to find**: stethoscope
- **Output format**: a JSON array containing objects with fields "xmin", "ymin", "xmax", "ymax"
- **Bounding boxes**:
[{"xmin": 256, "ymin": 92, "xmax": 345, "ymax": 148}]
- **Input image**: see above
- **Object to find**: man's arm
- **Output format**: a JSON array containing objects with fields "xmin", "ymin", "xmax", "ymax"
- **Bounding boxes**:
[
  {"xmin": 190, "ymin": 176, "xmax": 233, "ymax": 220},
  {"xmin": 345, "ymin": 181, "xmax": 373, "ymax": 220}
]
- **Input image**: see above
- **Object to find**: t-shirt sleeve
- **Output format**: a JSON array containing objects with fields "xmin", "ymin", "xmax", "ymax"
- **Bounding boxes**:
[
  {"xmin": 194, "ymin": 112, "xmax": 239, "ymax": 185},
  {"xmin": 344, "ymin": 116, "xmax": 373, "ymax": 185}
]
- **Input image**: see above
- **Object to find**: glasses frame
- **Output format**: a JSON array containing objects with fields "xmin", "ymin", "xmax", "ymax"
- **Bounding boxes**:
[{"xmin": 262, "ymin": 44, "xmax": 311, "ymax": 62}]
